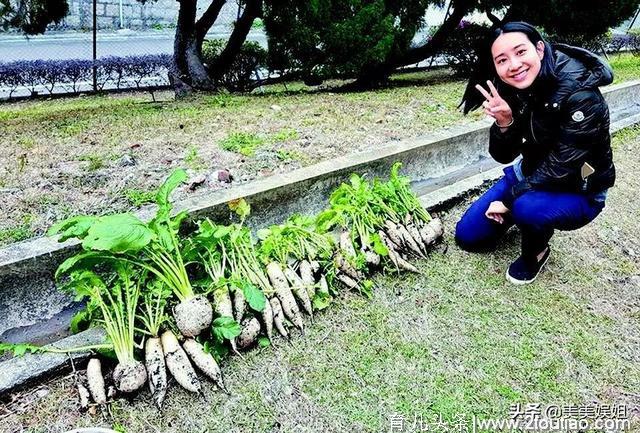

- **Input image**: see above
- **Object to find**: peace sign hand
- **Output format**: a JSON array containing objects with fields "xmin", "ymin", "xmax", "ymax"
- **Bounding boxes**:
[{"xmin": 476, "ymin": 80, "xmax": 513, "ymax": 128}]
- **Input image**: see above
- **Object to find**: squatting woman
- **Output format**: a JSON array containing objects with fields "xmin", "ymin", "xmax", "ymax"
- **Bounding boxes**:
[{"xmin": 456, "ymin": 22, "xmax": 615, "ymax": 284}]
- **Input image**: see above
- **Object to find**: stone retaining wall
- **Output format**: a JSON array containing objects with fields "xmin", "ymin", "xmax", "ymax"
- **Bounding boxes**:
[{"xmin": 56, "ymin": 0, "xmax": 238, "ymax": 31}]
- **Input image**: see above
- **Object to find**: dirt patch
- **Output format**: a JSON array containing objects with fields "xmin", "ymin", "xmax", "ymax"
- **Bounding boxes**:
[{"xmin": 0, "ymin": 69, "xmax": 482, "ymax": 246}]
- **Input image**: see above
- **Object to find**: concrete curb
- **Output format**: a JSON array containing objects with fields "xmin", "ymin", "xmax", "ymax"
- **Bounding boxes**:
[
  {"xmin": 0, "ymin": 81, "xmax": 638, "ymax": 395},
  {"xmin": 0, "ymin": 327, "xmax": 107, "ymax": 394}
]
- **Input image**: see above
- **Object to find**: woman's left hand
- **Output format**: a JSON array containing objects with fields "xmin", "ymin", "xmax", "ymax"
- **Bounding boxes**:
[{"xmin": 485, "ymin": 200, "xmax": 509, "ymax": 224}]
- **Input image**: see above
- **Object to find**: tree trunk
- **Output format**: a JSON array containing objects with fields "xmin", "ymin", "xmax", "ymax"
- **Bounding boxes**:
[
  {"xmin": 209, "ymin": 0, "xmax": 262, "ymax": 81},
  {"xmin": 195, "ymin": 0, "xmax": 227, "ymax": 50},
  {"xmin": 171, "ymin": 0, "xmax": 215, "ymax": 97},
  {"xmin": 502, "ymin": 3, "xmax": 526, "ymax": 23},
  {"xmin": 356, "ymin": 0, "xmax": 475, "ymax": 88}
]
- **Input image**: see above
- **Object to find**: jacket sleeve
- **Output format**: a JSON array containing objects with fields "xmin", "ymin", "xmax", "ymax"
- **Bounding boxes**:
[
  {"xmin": 502, "ymin": 89, "xmax": 608, "ymax": 208},
  {"xmin": 488, "ymin": 115, "xmax": 524, "ymax": 164}
]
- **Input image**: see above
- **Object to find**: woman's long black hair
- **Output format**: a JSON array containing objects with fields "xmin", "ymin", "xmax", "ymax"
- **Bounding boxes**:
[{"xmin": 459, "ymin": 21, "xmax": 557, "ymax": 114}]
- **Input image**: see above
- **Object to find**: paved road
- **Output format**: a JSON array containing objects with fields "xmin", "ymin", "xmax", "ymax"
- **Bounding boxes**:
[
  {"xmin": 0, "ymin": 28, "xmax": 440, "ymax": 63},
  {"xmin": 0, "ymin": 29, "xmax": 268, "ymax": 62}
]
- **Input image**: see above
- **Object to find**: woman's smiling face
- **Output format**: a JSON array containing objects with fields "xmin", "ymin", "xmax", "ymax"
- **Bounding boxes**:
[{"xmin": 491, "ymin": 32, "xmax": 545, "ymax": 89}]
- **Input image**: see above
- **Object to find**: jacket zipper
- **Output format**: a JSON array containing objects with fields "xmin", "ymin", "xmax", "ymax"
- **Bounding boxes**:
[{"xmin": 529, "ymin": 109, "xmax": 539, "ymax": 144}]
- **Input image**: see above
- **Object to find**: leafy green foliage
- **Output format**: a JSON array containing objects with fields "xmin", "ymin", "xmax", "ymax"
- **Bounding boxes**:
[
  {"xmin": 437, "ymin": 21, "xmax": 491, "ymax": 78},
  {"xmin": 318, "ymin": 172, "xmax": 391, "ymax": 250},
  {"xmin": 155, "ymin": 169, "xmax": 187, "ymax": 215},
  {"xmin": 269, "ymin": 128, "xmax": 299, "ymax": 143},
  {"xmin": 212, "ymin": 316, "xmax": 242, "ymax": 341},
  {"xmin": 203, "ymin": 339, "xmax": 228, "ymax": 360},
  {"xmin": 52, "ymin": 169, "xmax": 194, "ymax": 304},
  {"xmin": 377, "ymin": 162, "xmax": 431, "ymax": 224},
  {"xmin": 55, "ymin": 251, "xmax": 114, "ymax": 280},
  {"xmin": 183, "ymin": 146, "xmax": 207, "ymax": 170},
  {"xmin": 317, "ymin": 162, "xmax": 429, "ymax": 281},
  {"xmin": 50, "ymin": 213, "xmax": 153, "ymax": 254},
  {"xmin": 312, "ymin": 291, "xmax": 332, "ymax": 311},
  {"xmin": 124, "ymin": 189, "xmax": 156, "ymax": 208},
  {"xmin": 70, "ymin": 308, "xmax": 93, "ymax": 334},
  {"xmin": 240, "ymin": 281, "xmax": 267, "ymax": 312},
  {"xmin": 201, "ymin": 39, "xmax": 267, "ymax": 92},
  {"xmin": 1, "ymin": 0, "xmax": 68, "ymax": 34},
  {"xmin": 228, "ymin": 198, "xmax": 251, "ymax": 220},
  {"xmin": 79, "ymin": 154, "xmax": 105, "ymax": 171},
  {"xmin": 0, "ymin": 342, "xmax": 43, "ymax": 357},
  {"xmin": 48, "ymin": 215, "xmax": 97, "ymax": 242},
  {"xmin": 138, "ymin": 279, "xmax": 172, "ymax": 337},
  {"xmin": 0, "ymin": 216, "xmax": 34, "ymax": 244},
  {"xmin": 219, "ymin": 132, "xmax": 265, "ymax": 156},
  {"xmin": 82, "ymin": 214, "xmax": 153, "ymax": 253},
  {"xmin": 258, "ymin": 214, "xmax": 334, "ymax": 264},
  {"xmin": 264, "ymin": 0, "xmax": 432, "ymax": 83},
  {"xmin": 505, "ymin": 0, "xmax": 640, "ymax": 39},
  {"xmin": 60, "ymin": 265, "xmax": 141, "ymax": 364}
]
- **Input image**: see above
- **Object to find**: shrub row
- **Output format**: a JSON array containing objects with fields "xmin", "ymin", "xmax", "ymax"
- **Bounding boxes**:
[
  {"xmin": 0, "ymin": 54, "xmax": 171, "ymax": 99},
  {"xmin": 201, "ymin": 39, "xmax": 268, "ymax": 92}
]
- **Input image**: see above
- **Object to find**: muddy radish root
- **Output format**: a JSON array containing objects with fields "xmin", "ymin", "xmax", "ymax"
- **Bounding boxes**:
[
  {"xmin": 113, "ymin": 360, "xmax": 147, "ymax": 393},
  {"xmin": 232, "ymin": 287, "xmax": 246, "ymax": 323},
  {"xmin": 86, "ymin": 358, "xmax": 107, "ymax": 405},
  {"xmin": 237, "ymin": 317, "xmax": 261, "ymax": 349},
  {"xmin": 379, "ymin": 231, "xmax": 420, "ymax": 273},
  {"xmin": 174, "ymin": 295, "xmax": 213, "ymax": 337},
  {"xmin": 213, "ymin": 286, "xmax": 239, "ymax": 354},
  {"xmin": 334, "ymin": 253, "xmax": 361, "ymax": 280},
  {"xmin": 339, "ymin": 230, "xmax": 357, "ymax": 258},
  {"xmin": 145, "ymin": 337, "xmax": 167, "ymax": 409},
  {"xmin": 384, "ymin": 220, "xmax": 405, "ymax": 248},
  {"xmin": 299, "ymin": 260, "xmax": 317, "ymax": 299},
  {"xmin": 396, "ymin": 223, "xmax": 426, "ymax": 258},
  {"xmin": 261, "ymin": 296, "xmax": 275, "ymax": 343},
  {"xmin": 270, "ymin": 297, "xmax": 289, "ymax": 339},
  {"xmin": 336, "ymin": 273, "xmax": 359, "ymax": 290},
  {"xmin": 284, "ymin": 267, "xmax": 314, "ymax": 317},
  {"xmin": 308, "ymin": 260, "xmax": 321, "ymax": 276},
  {"xmin": 183, "ymin": 339, "xmax": 227, "ymax": 392},
  {"xmin": 405, "ymin": 220, "xmax": 427, "ymax": 254},
  {"xmin": 363, "ymin": 248, "xmax": 381, "ymax": 267},
  {"xmin": 419, "ymin": 218, "xmax": 444, "ymax": 246},
  {"xmin": 161, "ymin": 330, "xmax": 201, "ymax": 393},
  {"xmin": 318, "ymin": 274, "xmax": 330, "ymax": 297},
  {"xmin": 77, "ymin": 379, "xmax": 91, "ymax": 410},
  {"xmin": 266, "ymin": 261, "xmax": 304, "ymax": 331},
  {"xmin": 428, "ymin": 218, "xmax": 444, "ymax": 237}
]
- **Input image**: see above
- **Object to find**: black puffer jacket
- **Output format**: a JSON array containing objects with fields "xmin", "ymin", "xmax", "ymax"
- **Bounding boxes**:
[{"xmin": 489, "ymin": 43, "xmax": 616, "ymax": 208}]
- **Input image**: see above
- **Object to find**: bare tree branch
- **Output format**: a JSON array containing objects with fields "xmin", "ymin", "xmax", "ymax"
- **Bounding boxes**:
[
  {"xmin": 399, "ymin": 0, "xmax": 476, "ymax": 66},
  {"xmin": 195, "ymin": 0, "xmax": 227, "ymax": 46},
  {"xmin": 209, "ymin": 0, "xmax": 261, "ymax": 79},
  {"xmin": 485, "ymin": 8, "xmax": 501, "ymax": 25}
]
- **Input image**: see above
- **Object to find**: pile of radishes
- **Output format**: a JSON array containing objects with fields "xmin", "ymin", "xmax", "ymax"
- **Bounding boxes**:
[{"xmin": 48, "ymin": 163, "xmax": 443, "ymax": 410}]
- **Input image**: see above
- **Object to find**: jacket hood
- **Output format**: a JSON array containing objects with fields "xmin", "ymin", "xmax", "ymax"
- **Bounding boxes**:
[{"xmin": 547, "ymin": 43, "xmax": 614, "ymax": 106}]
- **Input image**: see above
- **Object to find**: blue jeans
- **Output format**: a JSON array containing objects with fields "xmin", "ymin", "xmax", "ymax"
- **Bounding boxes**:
[{"xmin": 455, "ymin": 167, "xmax": 606, "ymax": 258}]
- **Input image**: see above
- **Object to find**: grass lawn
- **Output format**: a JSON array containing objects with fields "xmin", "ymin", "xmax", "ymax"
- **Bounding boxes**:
[
  {"xmin": 0, "ymin": 53, "xmax": 639, "ymax": 246},
  {"xmin": 1, "ymin": 125, "xmax": 638, "ymax": 433}
]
